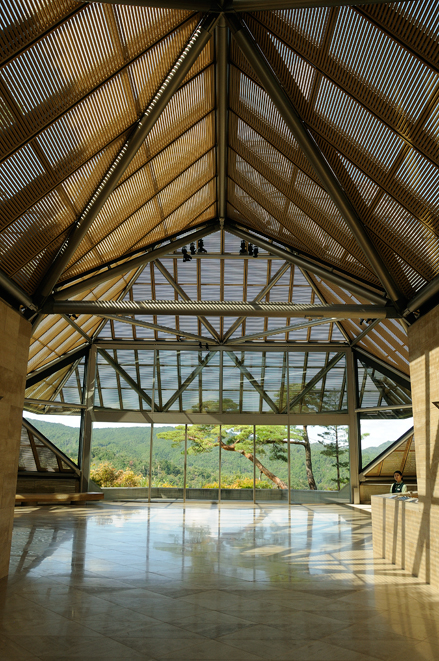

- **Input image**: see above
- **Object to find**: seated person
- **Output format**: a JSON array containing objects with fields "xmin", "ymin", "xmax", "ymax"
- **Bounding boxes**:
[{"xmin": 390, "ymin": 470, "xmax": 407, "ymax": 494}]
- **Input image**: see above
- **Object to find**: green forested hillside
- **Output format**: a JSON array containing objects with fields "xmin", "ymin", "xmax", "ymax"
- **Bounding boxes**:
[{"xmin": 26, "ymin": 419, "xmax": 392, "ymax": 491}]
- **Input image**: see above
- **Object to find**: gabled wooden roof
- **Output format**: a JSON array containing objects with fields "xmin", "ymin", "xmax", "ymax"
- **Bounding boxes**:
[{"xmin": 1, "ymin": 0, "xmax": 438, "ymax": 379}]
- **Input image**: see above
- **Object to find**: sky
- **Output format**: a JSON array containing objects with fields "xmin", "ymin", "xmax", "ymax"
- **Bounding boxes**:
[{"xmin": 25, "ymin": 412, "xmax": 413, "ymax": 449}]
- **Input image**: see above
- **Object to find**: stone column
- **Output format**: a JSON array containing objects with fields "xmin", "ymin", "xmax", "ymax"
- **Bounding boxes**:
[
  {"xmin": 408, "ymin": 302, "xmax": 439, "ymax": 586},
  {"xmin": 0, "ymin": 299, "xmax": 31, "ymax": 578}
]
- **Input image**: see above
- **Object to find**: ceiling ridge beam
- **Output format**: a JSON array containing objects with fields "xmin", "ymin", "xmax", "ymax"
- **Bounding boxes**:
[
  {"xmin": 35, "ymin": 13, "xmax": 220, "ymax": 303},
  {"xmin": 216, "ymin": 16, "xmax": 229, "ymax": 219},
  {"xmin": 225, "ymin": 13, "xmax": 406, "ymax": 308}
]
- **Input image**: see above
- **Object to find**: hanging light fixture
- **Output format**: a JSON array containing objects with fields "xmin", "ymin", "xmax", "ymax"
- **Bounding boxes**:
[{"xmin": 182, "ymin": 246, "xmax": 192, "ymax": 262}]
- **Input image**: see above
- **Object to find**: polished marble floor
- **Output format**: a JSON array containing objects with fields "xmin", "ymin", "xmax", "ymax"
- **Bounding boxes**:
[{"xmin": 1, "ymin": 502, "xmax": 439, "ymax": 661}]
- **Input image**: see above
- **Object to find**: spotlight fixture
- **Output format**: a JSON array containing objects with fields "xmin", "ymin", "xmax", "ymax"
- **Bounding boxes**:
[
  {"xmin": 253, "ymin": 246, "xmax": 258, "ymax": 258},
  {"xmin": 248, "ymin": 243, "xmax": 254, "ymax": 256},
  {"xmin": 205, "ymin": 343, "xmax": 209, "ymax": 351},
  {"xmin": 197, "ymin": 238, "xmax": 207, "ymax": 253},
  {"xmin": 239, "ymin": 240, "xmax": 247, "ymax": 255},
  {"xmin": 182, "ymin": 246, "xmax": 192, "ymax": 262},
  {"xmin": 189, "ymin": 242, "xmax": 196, "ymax": 255}
]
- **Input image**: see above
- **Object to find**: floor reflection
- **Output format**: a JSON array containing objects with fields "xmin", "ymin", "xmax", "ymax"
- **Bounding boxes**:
[{"xmin": 1, "ymin": 502, "xmax": 439, "ymax": 660}]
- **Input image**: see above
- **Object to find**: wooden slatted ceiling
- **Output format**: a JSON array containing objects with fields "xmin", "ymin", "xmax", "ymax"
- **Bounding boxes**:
[
  {"xmin": 359, "ymin": 0, "xmax": 439, "ymax": 73},
  {"xmin": 247, "ymin": 14, "xmax": 439, "ymax": 221},
  {"xmin": 0, "ymin": 12, "xmax": 209, "ymax": 292},
  {"xmin": 0, "ymin": 0, "xmax": 82, "ymax": 66},
  {"xmin": 230, "ymin": 27, "xmax": 439, "ymax": 298}
]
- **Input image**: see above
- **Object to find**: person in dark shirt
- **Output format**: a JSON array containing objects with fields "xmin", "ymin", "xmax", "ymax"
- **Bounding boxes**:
[{"xmin": 390, "ymin": 470, "xmax": 407, "ymax": 494}]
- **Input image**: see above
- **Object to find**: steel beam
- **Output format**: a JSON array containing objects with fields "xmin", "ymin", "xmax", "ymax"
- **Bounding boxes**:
[
  {"xmin": 98, "ymin": 348, "xmax": 153, "ymax": 408},
  {"xmin": 229, "ymin": 317, "xmax": 342, "ymax": 343},
  {"xmin": 96, "ymin": 340, "xmax": 347, "ymax": 351},
  {"xmin": 25, "ymin": 346, "xmax": 88, "ymax": 388},
  {"xmin": 61, "ymin": 314, "xmax": 92, "ymax": 343},
  {"xmin": 216, "ymin": 17, "xmax": 229, "ymax": 220},
  {"xmin": 97, "ymin": 1, "xmax": 412, "ymax": 11},
  {"xmin": 154, "ymin": 260, "xmax": 220, "ymax": 341},
  {"xmin": 0, "ymin": 267, "xmax": 36, "ymax": 310},
  {"xmin": 225, "ymin": 223, "xmax": 389, "ymax": 306},
  {"xmin": 47, "ymin": 299, "xmax": 401, "ymax": 319},
  {"xmin": 355, "ymin": 404, "xmax": 412, "ymax": 413},
  {"xmin": 225, "ymin": 15, "xmax": 405, "ymax": 307},
  {"xmin": 24, "ymin": 398, "xmax": 85, "ymax": 410},
  {"xmin": 162, "ymin": 351, "xmax": 218, "ymax": 412},
  {"xmin": 350, "ymin": 318, "xmax": 381, "ymax": 347},
  {"xmin": 223, "ymin": 261, "xmax": 291, "ymax": 341},
  {"xmin": 354, "ymin": 347, "xmax": 411, "ymax": 389},
  {"xmin": 97, "ymin": 314, "xmax": 214, "ymax": 343},
  {"xmin": 283, "ymin": 352, "xmax": 344, "ymax": 413},
  {"xmin": 93, "ymin": 410, "xmax": 349, "ymax": 425},
  {"xmin": 36, "ymin": 15, "xmax": 219, "ymax": 301},
  {"xmin": 54, "ymin": 224, "xmax": 220, "ymax": 300},
  {"xmin": 225, "ymin": 351, "xmax": 278, "ymax": 413},
  {"xmin": 346, "ymin": 348, "xmax": 360, "ymax": 502},
  {"xmin": 404, "ymin": 274, "xmax": 439, "ymax": 315},
  {"xmin": 79, "ymin": 346, "xmax": 97, "ymax": 490}
]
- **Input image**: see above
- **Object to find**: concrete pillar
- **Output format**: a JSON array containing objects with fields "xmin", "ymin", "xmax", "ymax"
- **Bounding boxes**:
[
  {"xmin": 372, "ymin": 302, "xmax": 439, "ymax": 586},
  {"xmin": 407, "ymin": 302, "xmax": 439, "ymax": 586},
  {"xmin": 0, "ymin": 299, "xmax": 31, "ymax": 578}
]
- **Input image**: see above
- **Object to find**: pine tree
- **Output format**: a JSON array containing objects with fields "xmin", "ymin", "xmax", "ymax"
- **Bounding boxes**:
[{"xmin": 318, "ymin": 425, "xmax": 349, "ymax": 490}]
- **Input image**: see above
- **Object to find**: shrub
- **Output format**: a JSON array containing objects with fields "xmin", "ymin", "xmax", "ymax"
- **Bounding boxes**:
[{"xmin": 90, "ymin": 462, "xmax": 143, "ymax": 488}]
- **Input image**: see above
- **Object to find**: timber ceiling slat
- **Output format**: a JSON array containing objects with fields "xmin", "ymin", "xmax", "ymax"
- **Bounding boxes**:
[
  {"xmin": 0, "ymin": 7, "xmax": 195, "ymax": 161},
  {"xmin": 0, "ymin": 0, "xmax": 83, "ymax": 67},
  {"xmin": 358, "ymin": 0, "xmax": 439, "ymax": 73},
  {"xmin": 228, "ymin": 117, "xmax": 374, "ymax": 276},
  {"xmin": 64, "ymin": 115, "xmax": 215, "ymax": 274},
  {"xmin": 252, "ymin": 8, "xmax": 439, "ymax": 168},
  {"xmin": 2, "ymin": 5, "xmax": 439, "ymax": 380},
  {"xmin": 242, "ymin": 17, "xmax": 439, "ymax": 233}
]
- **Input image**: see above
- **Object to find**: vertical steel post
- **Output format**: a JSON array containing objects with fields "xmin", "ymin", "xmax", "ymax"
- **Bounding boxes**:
[
  {"xmin": 148, "ymin": 422, "xmax": 154, "ymax": 503},
  {"xmin": 218, "ymin": 424, "xmax": 222, "ymax": 504},
  {"xmin": 79, "ymin": 344, "xmax": 97, "ymax": 492},
  {"xmin": 287, "ymin": 350, "xmax": 291, "ymax": 506},
  {"xmin": 184, "ymin": 424, "xmax": 188, "ymax": 503},
  {"xmin": 149, "ymin": 349, "xmax": 156, "ymax": 503},
  {"xmin": 253, "ymin": 424, "xmax": 256, "ymax": 505},
  {"xmin": 346, "ymin": 348, "xmax": 360, "ymax": 504}
]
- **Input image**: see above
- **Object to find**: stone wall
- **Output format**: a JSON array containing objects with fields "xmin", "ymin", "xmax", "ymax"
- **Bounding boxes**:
[
  {"xmin": 372, "ymin": 302, "xmax": 439, "ymax": 587},
  {"xmin": 0, "ymin": 299, "xmax": 31, "ymax": 578}
]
